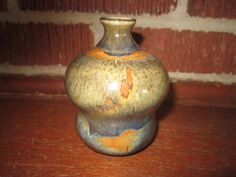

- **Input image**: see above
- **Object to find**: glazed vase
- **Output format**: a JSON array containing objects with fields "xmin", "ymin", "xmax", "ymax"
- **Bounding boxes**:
[{"xmin": 65, "ymin": 17, "xmax": 169, "ymax": 156}]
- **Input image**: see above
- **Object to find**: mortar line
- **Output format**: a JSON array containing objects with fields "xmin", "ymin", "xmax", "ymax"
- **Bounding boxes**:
[
  {"xmin": 0, "ymin": 11, "xmax": 235, "ymax": 35},
  {"xmin": 172, "ymin": 0, "xmax": 188, "ymax": 16}
]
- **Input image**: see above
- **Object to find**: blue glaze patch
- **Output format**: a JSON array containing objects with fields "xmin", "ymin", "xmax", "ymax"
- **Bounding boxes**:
[{"xmin": 88, "ymin": 115, "xmax": 153, "ymax": 136}]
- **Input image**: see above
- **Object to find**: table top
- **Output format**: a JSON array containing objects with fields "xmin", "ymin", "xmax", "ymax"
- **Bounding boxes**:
[{"xmin": 0, "ymin": 98, "xmax": 235, "ymax": 177}]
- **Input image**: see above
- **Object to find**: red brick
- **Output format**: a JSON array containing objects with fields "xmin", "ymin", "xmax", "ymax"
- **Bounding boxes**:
[
  {"xmin": 0, "ymin": 23, "xmax": 94, "ymax": 65},
  {"xmin": 133, "ymin": 28, "xmax": 236, "ymax": 74},
  {"xmin": 18, "ymin": 0, "xmax": 177, "ymax": 15},
  {"xmin": 0, "ymin": 0, "xmax": 7, "ymax": 11},
  {"xmin": 188, "ymin": 0, "xmax": 236, "ymax": 19}
]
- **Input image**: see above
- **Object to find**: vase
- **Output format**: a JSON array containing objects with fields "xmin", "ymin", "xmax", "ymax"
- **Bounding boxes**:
[{"xmin": 65, "ymin": 17, "xmax": 169, "ymax": 156}]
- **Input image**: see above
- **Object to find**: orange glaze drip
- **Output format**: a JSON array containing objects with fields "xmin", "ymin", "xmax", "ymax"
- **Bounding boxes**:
[
  {"xmin": 96, "ymin": 129, "xmax": 139, "ymax": 152},
  {"xmin": 86, "ymin": 47, "xmax": 149, "ymax": 60},
  {"xmin": 120, "ymin": 67, "xmax": 133, "ymax": 99}
]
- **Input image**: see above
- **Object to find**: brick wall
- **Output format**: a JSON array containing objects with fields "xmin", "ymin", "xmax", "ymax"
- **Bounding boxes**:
[{"xmin": 0, "ymin": 0, "xmax": 235, "ymax": 84}]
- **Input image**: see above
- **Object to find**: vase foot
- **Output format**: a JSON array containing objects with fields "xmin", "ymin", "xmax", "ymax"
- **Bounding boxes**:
[{"xmin": 76, "ymin": 112, "xmax": 157, "ymax": 156}]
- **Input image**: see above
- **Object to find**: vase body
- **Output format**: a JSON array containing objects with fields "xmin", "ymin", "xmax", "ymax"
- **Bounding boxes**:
[{"xmin": 65, "ymin": 17, "xmax": 169, "ymax": 155}]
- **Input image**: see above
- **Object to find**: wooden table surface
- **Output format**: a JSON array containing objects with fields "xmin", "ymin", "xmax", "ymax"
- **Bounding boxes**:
[{"xmin": 0, "ymin": 98, "xmax": 235, "ymax": 177}]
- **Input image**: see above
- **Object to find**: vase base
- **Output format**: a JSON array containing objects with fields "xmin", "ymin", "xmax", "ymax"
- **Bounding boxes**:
[{"xmin": 76, "ymin": 112, "xmax": 157, "ymax": 156}]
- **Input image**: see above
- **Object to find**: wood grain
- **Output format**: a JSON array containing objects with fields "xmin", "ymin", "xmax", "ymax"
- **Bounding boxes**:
[{"xmin": 0, "ymin": 98, "xmax": 235, "ymax": 177}]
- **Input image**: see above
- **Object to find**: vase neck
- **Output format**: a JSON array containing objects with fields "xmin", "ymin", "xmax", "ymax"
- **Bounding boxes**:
[{"xmin": 96, "ymin": 17, "xmax": 139, "ymax": 56}]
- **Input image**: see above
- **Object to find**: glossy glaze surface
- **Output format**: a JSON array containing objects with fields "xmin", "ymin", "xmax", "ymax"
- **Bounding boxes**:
[{"xmin": 65, "ymin": 17, "xmax": 169, "ymax": 155}]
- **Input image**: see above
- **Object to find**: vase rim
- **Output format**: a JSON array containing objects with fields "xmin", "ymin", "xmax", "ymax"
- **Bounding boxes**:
[{"xmin": 100, "ymin": 16, "xmax": 136, "ymax": 23}]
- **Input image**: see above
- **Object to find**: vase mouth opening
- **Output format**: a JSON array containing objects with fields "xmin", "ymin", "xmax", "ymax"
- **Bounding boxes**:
[{"xmin": 100, "ymin": 16, "xmax": 136, "ymax": 25}]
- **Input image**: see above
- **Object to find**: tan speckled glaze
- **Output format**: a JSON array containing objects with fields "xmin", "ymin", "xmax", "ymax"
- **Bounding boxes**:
[{"xmin": 65, "ymin": 17, "xmax": 169, "ymax": 155}]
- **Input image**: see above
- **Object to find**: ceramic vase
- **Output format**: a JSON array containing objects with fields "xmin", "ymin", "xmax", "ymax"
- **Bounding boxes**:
[{"xmin": 65, "ymin": 17, "xmax": 169, "ymax": 156}]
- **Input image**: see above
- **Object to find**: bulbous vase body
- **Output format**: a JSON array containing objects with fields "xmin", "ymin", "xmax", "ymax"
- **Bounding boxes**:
[{"xmin": 65, "ymin": 17, "xmax": 169, "ymax": 155}]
